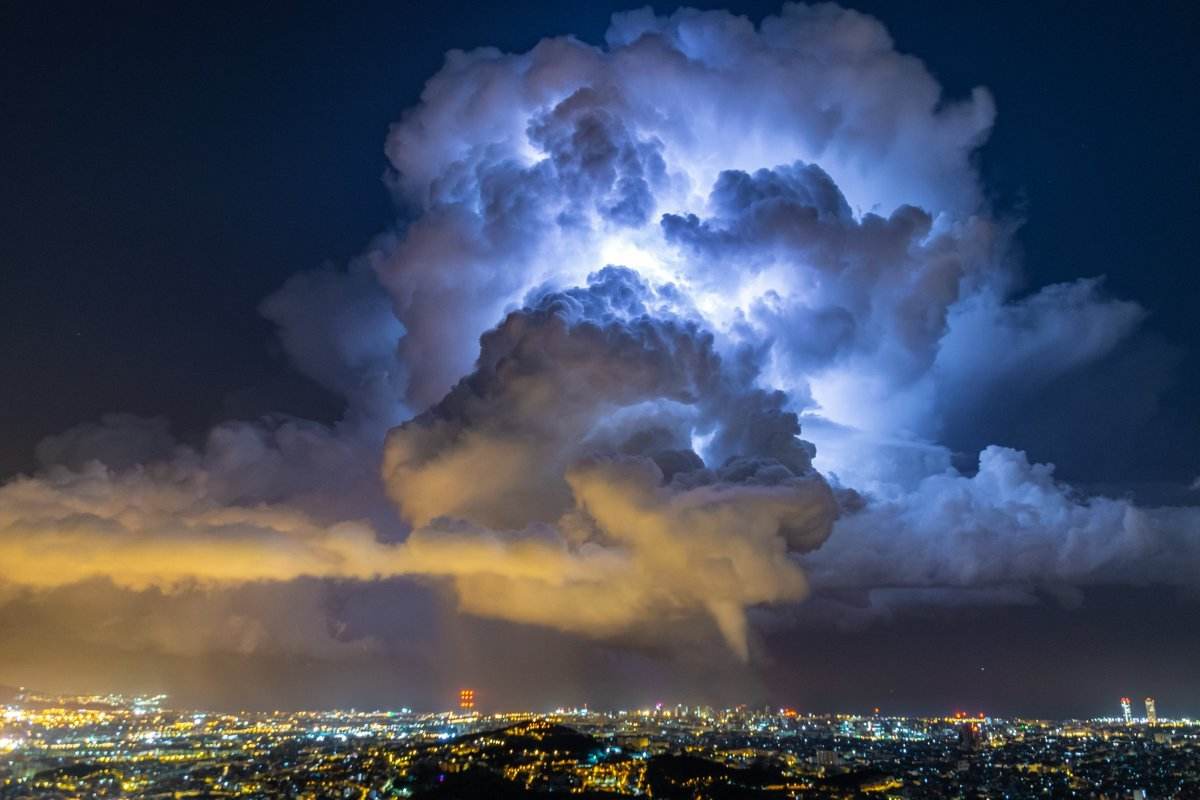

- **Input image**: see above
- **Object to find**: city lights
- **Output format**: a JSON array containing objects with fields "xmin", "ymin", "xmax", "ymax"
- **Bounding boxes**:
[{"xmin": 1, "ymin": 689, "xmax": 1196, "ymax": 798}]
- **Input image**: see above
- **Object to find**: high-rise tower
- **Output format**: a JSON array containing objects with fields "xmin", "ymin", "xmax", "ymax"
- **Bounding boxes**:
[
  {"xmin": 1120, "ymin": 697, "xmax": 1133, "ymax": 724},
  {"xmin": 1145, "ymin": 697, "xmax": 1157, "ymax": 725}
]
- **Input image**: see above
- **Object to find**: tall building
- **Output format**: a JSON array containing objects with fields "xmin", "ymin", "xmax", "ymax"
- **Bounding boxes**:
[
  {"xmin": 1145, "ymin": 697, "xmax": 1157, "ymax": 725},
  {"xmin": 1120, "ymin": 697, "xmax": 1133, "ymax": 724},
  {"xmin": 958, "ymin": 721, "xmax": 982, "ymax": 751},
  {"xmin": 459, "ymin": 688, "xmax": 476, "ymax": 712}
]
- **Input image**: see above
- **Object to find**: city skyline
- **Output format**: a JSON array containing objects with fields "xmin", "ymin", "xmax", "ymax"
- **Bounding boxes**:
[
  {"xmin": 1, "ymin": 684, "xmax": 1189, "ymax": 724},
  {"xmin": 3, "ymin": 687, "xmax": 1197, "ymax": 798}
]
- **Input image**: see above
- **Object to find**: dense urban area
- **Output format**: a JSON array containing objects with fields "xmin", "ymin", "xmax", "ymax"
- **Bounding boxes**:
[{"xmin": 1, "ymin": 687, "xmax": 1196, "ymax": 799}]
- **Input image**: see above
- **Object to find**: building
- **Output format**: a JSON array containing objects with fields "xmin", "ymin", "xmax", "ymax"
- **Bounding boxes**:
[
  {"xmin": 958, "ymin": 722, "xmax": 982, "ymax": 751},
  {"xmin": 1145, "ymin": 697, "xmax": 1157, "ymax": 725},
  {"xmin": 1121, "ymin": 697, "xmax": 1133, "ymax": 724}
]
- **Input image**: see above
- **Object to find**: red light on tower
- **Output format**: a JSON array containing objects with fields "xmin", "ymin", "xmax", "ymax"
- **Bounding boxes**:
[{"xmin": 458, "ymin": 689, "xmax": 475, "ymax": 711}]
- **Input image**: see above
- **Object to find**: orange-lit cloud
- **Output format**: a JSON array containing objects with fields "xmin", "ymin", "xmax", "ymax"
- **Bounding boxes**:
[{"xmin": 0, "ymin": 462, "xmax": 387, "ymax": 590}]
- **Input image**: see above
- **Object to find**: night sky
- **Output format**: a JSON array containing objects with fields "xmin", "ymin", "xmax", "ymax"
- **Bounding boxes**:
[{"xmin": 2, "ymin": 2, "xmax": 1198, "ymax": 718}]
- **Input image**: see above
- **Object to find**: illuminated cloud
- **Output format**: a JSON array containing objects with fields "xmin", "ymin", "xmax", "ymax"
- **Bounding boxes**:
[
  {"xmin": 351, "ymin": 4, "xmax": 1192, "ymax": 639},
  {"xmin": 275, "ymin": 3, "xmax": 1001, "ymax": 415},
  {"xmin": 2, "ymin": 278, "xmax": 841, "ymax": 658},
  {"xmin": 379, "ymin": 269, "xmax": 836, "ymax": 657},
  {"xmin": 805, "ymin": 446, "xmax": 1200, "ymax": 599},
  {"xmin": 0, "ymin": 423, "xmax": 390, "ymax": 590},
  {"xmin": 261, "ymin": 3, "xmax": 1132, "ymax": 456},
  {"xmin": 2, "ymin": 3, "xmax": 1198, "ymax": 675}
]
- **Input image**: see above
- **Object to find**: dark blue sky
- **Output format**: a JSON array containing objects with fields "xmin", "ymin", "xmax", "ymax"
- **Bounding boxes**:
[{"xmin": 3, "ymin": 1, "xmax": 1197, "ymax": 487}]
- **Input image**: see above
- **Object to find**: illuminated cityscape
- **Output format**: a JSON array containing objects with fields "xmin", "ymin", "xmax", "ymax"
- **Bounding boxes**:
[{"xmin": 2, "ymin": 688, "xmax": 1199, "ymax": 799}]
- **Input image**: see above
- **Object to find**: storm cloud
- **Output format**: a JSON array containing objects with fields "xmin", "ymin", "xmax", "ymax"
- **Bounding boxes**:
[
  {"xmin": 2, "ymin": 2, "xmax": 1198, "ymax": 683},
  {"xmin": 382, "ymin": 268, "xmax": 836, "ymax": 658}
]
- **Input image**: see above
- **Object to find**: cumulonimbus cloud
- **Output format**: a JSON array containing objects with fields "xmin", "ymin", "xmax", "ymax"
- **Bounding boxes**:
[
  {"xmin": 2, "ymin": 4, "xmax": 1198, "ymax": 665},
  {"xmin": 381, "ymin": 268, "xmax": 837, "ymax": 657}
]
